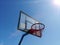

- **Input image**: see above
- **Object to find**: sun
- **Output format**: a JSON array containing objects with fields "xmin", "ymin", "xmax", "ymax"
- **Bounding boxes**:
[{"xmin": 53, "ymin": 0, "xmax": 60, "ymax": 6}]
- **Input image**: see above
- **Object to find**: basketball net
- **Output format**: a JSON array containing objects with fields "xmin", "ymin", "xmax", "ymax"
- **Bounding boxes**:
[{"xmin": 28, "ymin": 23, "xmax": 45, "ymax": 37}]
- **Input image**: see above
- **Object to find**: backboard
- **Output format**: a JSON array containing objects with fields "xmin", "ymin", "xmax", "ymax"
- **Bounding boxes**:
[{"xmin": 17, "ymin": 11, "xmax": 45, "ymax": 37}]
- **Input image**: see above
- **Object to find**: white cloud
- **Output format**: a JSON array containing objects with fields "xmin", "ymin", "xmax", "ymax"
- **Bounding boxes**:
[
  {"xmin": 0, "ymin": 42, "xmax": 3, "ymax": 45},
  {"xmin": 9, "ymin": 30, "xmax": 20, "ymax": 39},
  {"xmin": 20, "ymin": 23, "xmax": 25, "ymax": 29},
  {"xmin": 20, "ymin": 0, "xmax": 41, "ymax": 4}
]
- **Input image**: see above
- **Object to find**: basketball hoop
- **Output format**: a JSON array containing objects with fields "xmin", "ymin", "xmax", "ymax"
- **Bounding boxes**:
[
  {"xmin": 31, "ymin": 23, "xmax": 45, "ymax": 30},
  {"xmin": 28, "ymin": 23, "xmax": 45, "ymax": 37}
]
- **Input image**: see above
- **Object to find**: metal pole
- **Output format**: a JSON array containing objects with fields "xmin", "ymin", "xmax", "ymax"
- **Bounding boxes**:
[{"xmin": 18, "ymin": 32, "xmax": 29, "ymax": 45}]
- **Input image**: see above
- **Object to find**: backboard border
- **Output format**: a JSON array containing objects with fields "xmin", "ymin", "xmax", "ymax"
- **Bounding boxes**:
[
  {"xmin": 17, "ymin": 10, "xmax": 45, "ymax": 38},
  {"xmin": 17, "ymin": 11, "xmax": 40, "ymax": 30}
]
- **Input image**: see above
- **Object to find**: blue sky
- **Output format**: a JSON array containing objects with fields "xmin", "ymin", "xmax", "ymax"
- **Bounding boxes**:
[{"xmin": 0, "ymin": 0, "xmax": 60, "ymax": 45}]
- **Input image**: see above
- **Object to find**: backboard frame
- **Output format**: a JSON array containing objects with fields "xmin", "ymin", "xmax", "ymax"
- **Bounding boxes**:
[
  {"xmin": 17, "ymin": 11, "xmax": 40, "ymax": 31},
  {"xmin": 17, "ymin": 11, "xmax": 45, "ymax": 38}
]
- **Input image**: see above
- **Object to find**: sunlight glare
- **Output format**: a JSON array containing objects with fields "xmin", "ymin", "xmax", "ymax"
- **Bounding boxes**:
[{"xmin": 53, "ymin": 0, "xmax": 60, "ymax": 6}]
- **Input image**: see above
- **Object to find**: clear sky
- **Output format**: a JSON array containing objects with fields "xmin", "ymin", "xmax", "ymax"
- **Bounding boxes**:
[{"xmin": 0, "ymin": 0, "xmax": 60, "ymax": 45}]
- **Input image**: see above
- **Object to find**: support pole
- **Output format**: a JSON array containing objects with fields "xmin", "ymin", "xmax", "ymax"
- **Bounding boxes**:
[{"xmin": 18, "ymin": 32, "xmax": 29, "ymax": 45}]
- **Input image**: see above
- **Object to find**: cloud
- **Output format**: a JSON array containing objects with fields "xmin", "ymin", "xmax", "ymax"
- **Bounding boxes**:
[
  {"xmin": 29, "ymin": 1, "xmax": 41, "ymax": 3},
  {"xmin": 20, "ymin": 0, "xmax": 41, "ymax": 4},
  {"xmin": 20, "ymin": 23, "xmax": 25, "ymax": 29},
  {"xmin": 0, "ymin": 42, "xmax": 3, "ymax": 45},
  {"xmin": 9, "ymin": 30, "xmax": 20, "ymax": 39}
]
